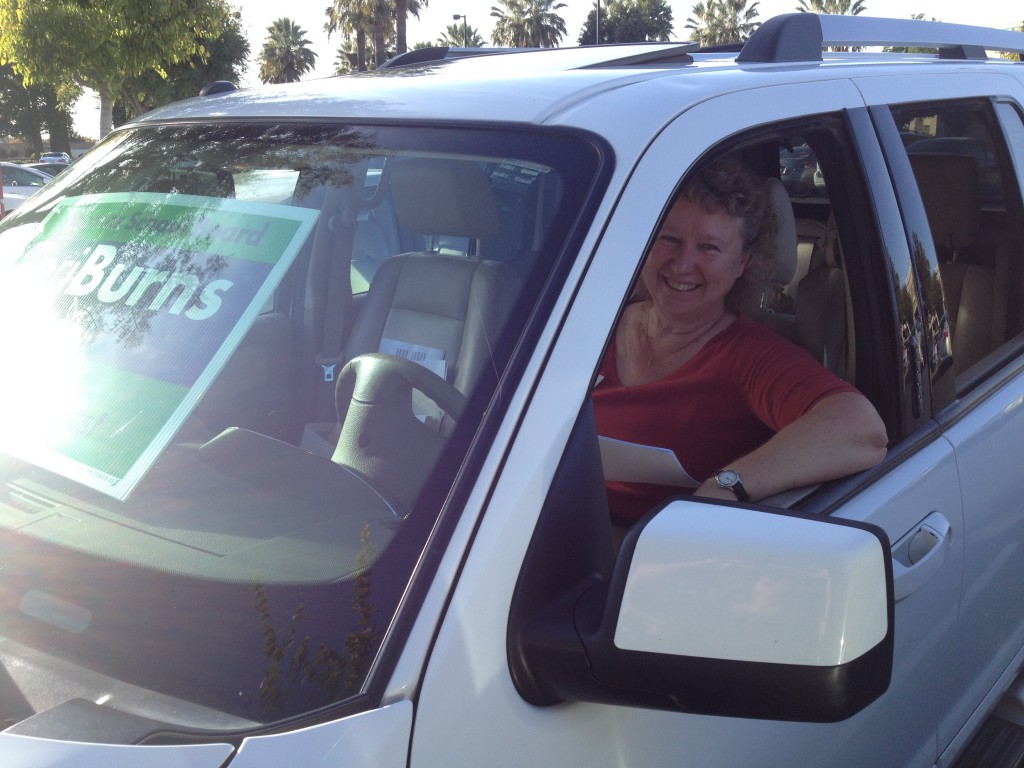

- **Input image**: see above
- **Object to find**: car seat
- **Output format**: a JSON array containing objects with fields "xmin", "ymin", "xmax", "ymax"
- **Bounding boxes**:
[
  {"xmin": 342, "ymin": 157, "xmax": 522, "ymax": 399},
  {"xmin": 908, "ymin": 152, "xmax": 1008, "ymax": 371},
  {"xmin": 795, "ymin": 213, "xmax": 851, "ymax": 381}
]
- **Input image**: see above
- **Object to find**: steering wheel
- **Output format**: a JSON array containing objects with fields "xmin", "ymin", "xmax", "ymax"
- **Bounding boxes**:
[{"xmin": 331, "ymin": 353, "xmax": 467, "ymax": 512}]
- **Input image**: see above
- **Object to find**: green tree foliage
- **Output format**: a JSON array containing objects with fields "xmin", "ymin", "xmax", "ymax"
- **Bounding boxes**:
[
  {"xmin": 334, "ymin": 43, "xmax": 356, "ymax": 75},
  {"xmin": 331, "ymin": 35, "xmax": 393, "ymax": 73},
  {"xmin": 796, "ymin": 0, "xmax": 866, "ymax": 14},
  {"xmin": 578, "ymin": 0, "xmax": 674, "ymax": 45},
  {"xmin": 685, "ymin": 0, "xmax": 761, "ymax": 46},
  {"xmin": 116, "ymin": 8, "xmax": 248, "ymax": 121},
  {"xmin": 440, "ymin": 23, "xmax": 485, "ymax": 48},
  {"xmin": 0, "ymin": 63, "xmax": 78, "ymax": 154},
  {"xmin": 257, "ymin": 17, "xmax": 318, "ymax": 84},
  {"xmin": 0, "ymin": 0, "xmax": 228, "ymax": 138},
  {"xmin": 491, "ymin": 0, "xmax": 568, "ymax": 48}
]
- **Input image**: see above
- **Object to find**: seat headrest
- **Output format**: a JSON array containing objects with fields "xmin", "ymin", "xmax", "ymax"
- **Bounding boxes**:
[
  {"xmin": 764, "ymin": 177, "xmax": 797, "ymax": 285},
  {"xmin": 390, "ymin": 158, "xmax": 500, "ymax": 239},
  {"xmin": 147, "ymin": 171, "xmax": 231, "ymax": 197},
  {"xmin": 908, "ymin": 153, "xmax": 979, "ymax": 252}
]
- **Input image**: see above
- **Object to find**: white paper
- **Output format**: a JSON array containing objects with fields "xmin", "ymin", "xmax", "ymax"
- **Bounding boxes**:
[
  {"xmin": 599, "ymin": 436, "xmax": 700, "ymax": 488},
  {"xmin": 379, "ymin": 337, "xmax": 448, "ymax": 379}
]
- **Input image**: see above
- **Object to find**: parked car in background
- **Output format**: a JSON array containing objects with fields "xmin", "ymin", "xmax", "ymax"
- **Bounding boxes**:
[
  {"xmin": 2, "ymin": 12, "xmax": 1024, "ymax": 768},
  {"xmin": 38, "ymin": 151, "xmax": 71, "ymax": 164},
  {"xmin": 23, "ymin": 161, "xmax": 71, "ymax": 177},
  {"xmin": 0, "ymin": 161, "xmax": 51, "ymax": 213}
]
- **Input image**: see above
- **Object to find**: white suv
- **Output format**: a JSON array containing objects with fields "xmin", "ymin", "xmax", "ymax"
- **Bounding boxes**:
[{"xmin": 1, "ymin": 13, "xmax": 1024, "ymax": 768}]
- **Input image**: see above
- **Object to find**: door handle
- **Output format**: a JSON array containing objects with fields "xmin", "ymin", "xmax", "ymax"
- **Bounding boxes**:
[{"xmin": 891, "ymin": 512, "xmax": 952, "ymax": 602}]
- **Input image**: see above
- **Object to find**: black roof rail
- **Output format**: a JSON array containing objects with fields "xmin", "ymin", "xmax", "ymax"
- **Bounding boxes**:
[
  {"xmin": 581, "ymin": 42, "xmax": 700, "ymax": 69},
  {"xmin": 378, "ymin": 46, "xmax": 525, "ymax": 69},
  {"xmin": 199, "ymin": 81, "xmax": 238, "ymax": 96},
  {"xmin": 738, "ymin": 13, "xmax": 1024, "ymax": 63}
]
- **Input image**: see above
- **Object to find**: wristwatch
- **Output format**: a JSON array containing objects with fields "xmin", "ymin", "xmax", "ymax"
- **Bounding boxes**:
[{"xmin": 714, "ymin": 469, "xmax": 750, "ymax": 502}]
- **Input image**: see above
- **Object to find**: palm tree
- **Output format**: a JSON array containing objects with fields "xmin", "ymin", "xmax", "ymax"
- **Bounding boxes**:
[
  {"xmin": 395, "ymin": 0, "xmax": 428, "ymax": 55},
  {"xmin": 334, "ymin": 42, "xmax": 356, "ymax": 74},
  {"xmin": 370, "ymin": 0, "xmax": 393, "ymax": 67},
  {"xmin": 685, "ymin": 0, "xmax": 760, "ymax": 47},
  {"xmin": 258, "ymin": 18, "xmax": 318, "ymax": 84},
  {"xmin": 396, "ymin": 0, "xmax": 410, "ymax": 54},
  {"xmin": 328, "ymin": 0, "xmax": 416, "ymax": 69},
  {"xmin": 491, "ymin": 0, "xmax": 568, "ymax": 48},
  {"xmin": 326, "ymin": 0, "xmax": 375, "ymax": 72},
  {"xmin": 796, "ymin": 0, "xmax": 866, "ymax": 14},
  {"xmin": 439, "ymin": 23, "xmax": 485, "ymax": 48}
]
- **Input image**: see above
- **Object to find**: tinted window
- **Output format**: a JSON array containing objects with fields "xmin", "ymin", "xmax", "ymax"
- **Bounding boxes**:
[{"xmin": 890, "ymin": 100, "xmax": 1024, "ymax": 379}]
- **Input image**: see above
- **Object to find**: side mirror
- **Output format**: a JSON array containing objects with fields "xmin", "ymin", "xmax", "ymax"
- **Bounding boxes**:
[{"xmin": 509, "ymin": 497, "xmax": 894, "ymax": 723}]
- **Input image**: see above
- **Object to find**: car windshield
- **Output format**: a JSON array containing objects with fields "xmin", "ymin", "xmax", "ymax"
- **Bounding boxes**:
[{"xmin": 0, "ymin": 121, "xmax": 602, "ymax": 738}]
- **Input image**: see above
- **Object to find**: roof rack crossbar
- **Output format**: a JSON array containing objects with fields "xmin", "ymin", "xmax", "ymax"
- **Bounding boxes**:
[{"xmin": 738, "ymin": 14, "xmax": 1024, "ymax": 64}]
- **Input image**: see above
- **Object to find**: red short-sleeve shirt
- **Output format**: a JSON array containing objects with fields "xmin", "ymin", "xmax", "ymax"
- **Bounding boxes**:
[{"xmin": 592, "ymin": 315, "xmax": 858, "ymax": 522}]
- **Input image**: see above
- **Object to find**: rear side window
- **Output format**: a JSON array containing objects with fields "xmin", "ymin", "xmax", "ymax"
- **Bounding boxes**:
[{"xmin": 889, "ymin": 99, "xmax": 1024, "ymax": 383}]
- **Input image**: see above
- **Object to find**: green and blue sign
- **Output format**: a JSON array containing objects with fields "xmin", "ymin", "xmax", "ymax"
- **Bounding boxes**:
[{"xmin": 0, "ymin": 193, "xmax": 318, "ymax": 499}]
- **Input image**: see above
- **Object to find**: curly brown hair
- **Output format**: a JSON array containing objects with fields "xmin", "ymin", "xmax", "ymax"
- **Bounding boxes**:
[{"xmin": 678, "ymin": 156, "xmax": 778, "ymax": 315}]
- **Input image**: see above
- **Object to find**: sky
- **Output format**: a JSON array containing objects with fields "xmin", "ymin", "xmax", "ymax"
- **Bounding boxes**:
[{"xmin": 72, "ymin": 0, "xmax": 1023, "ymax": 138}]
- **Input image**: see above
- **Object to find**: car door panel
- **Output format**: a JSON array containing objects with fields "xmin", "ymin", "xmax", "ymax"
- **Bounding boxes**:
[
  {"xmin": 937, "ymin": 370, "xmax": 1024, "ymax": 750},
  {"xmin": 411, "ymin": 81, "xmax": 963, "ymax": 768},
  {"xmin": 856, "ymin": 73, "xmax": 1024, "ymax": 754}
]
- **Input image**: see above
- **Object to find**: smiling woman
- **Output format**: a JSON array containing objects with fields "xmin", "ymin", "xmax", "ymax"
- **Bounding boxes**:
[{"xmin": 591, "ymin": 156, "xmax": 886, "ymax": 522}]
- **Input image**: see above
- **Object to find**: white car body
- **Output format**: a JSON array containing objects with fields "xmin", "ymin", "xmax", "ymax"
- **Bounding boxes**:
[{"xmin": 1, "ymin": 13, "xmax": 1024, "ymax": 768}]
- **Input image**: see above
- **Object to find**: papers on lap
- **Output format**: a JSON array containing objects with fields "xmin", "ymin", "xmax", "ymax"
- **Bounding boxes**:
[{"xmin": 598, "ymin": 436, "xmax": 699, "ymax": 488}]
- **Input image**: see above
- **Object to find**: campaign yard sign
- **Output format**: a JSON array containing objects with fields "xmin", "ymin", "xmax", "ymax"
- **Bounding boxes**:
[{"xmin": 0, "ymin": 193, "xmax": 318, "ymax": 499}]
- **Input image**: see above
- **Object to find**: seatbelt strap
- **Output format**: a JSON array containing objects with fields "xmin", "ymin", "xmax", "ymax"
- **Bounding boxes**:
[{"xmin": 311, "ymin": 184, "xmax": 358, "ymax": 422}]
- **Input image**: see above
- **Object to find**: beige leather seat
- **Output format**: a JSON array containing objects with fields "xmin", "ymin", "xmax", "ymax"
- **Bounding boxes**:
[
  {"xmin": 795, "ymin": 214, "xmax": 850, "ymax": 380},
  {"xmin": 762, "ymin": 177, "xmax": 852, "ymax": 380},
  {"xmin": 760, "ymin": 178, "xmax": 799, "ymax": 339},
  {"xmin": 343, "ymin": 158, "xmax": 521, "ymax": 399},
  {"xmin": 909, "ymin": 153, "xmax": 1006, "ymax": 371},
  {"xmin": 327, "ymin": 158, "xmax": 522, "ymax": 506}
]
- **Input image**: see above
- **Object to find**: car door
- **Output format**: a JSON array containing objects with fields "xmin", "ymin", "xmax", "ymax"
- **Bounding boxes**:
[
  {"xmin": 409, "ymin": 80, "xmax": 963, "ymax": 768},
  {"xmin": 858, "ymin": 74, "xmax": 1024, "ymax": 759}
]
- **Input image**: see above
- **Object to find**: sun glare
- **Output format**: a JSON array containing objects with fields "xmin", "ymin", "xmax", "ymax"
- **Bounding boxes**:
[{"xmin": 0, "ymin": 245, "xmax": 86, "ymax": 455}]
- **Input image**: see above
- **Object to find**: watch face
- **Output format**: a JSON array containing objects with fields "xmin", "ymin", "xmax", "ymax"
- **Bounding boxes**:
[{"xmin": 718, "ymin": 470, "xmax": 739, "ymax": 487}]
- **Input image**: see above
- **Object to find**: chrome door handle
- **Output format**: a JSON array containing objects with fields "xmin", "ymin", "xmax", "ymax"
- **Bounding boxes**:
[{"xmin": 891, "ymin": 512, "xmax": 952, "ymax": 602}]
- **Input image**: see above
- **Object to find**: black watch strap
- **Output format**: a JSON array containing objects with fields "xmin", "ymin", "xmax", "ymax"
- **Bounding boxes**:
[{"xmin": 715, "ymin": 469, "xmax": 750, "ymax": 502}]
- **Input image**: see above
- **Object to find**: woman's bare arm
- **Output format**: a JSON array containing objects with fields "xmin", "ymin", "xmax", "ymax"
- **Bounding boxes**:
[{"xmin": 694, "ymin": 391, "xmax": 888, "ymax": 501}]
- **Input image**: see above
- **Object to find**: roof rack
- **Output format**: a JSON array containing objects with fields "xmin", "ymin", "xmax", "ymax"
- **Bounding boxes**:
[
  {"xmin": 581, "ymin": 43, "xmax": 699, "ymax": 69},
  {"xmin": 379, "ymin": 46, "xmax": 524, "ymax": 69},
  {"xmin": 199, "ymin": 81, "xmax": 238, "ymax": 97},
  {"xmin": 738, "ymin": 13, "xmax": 1024, "ymax": 64}
]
